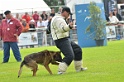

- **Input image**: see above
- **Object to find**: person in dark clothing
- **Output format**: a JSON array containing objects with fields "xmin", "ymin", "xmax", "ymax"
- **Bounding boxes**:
[
  {"xmin": 113, "ymin": 9, "xmax": 122, "ymax": 21},
  {"xmin": 50, "ymin": 8, "xmax": 55, "ymax": 17},
  {"xmin": 29, "ymin": 20, "xmax": 36, "ymax": 31},
  {"xmin": 105, "ymin": 14, "xmax": 110, "ymax": 22},
  {"xmin": 40, "ymin": 11, "xmax": 48, "ymax": 21}
]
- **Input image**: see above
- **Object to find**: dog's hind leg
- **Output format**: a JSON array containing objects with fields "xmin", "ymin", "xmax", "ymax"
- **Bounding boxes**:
[
  {"xmin": 26, "ymin": 60, "xmax": 38, "ymax": 76},
  {"xmin": 44, "ymin": 65, "xmax": 52, "ymax": 75}
]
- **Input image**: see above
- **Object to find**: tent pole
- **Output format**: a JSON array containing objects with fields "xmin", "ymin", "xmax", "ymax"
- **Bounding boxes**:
[{"xmin": 32, "ymin": 8, "xmax": 33, "ymax": 15}]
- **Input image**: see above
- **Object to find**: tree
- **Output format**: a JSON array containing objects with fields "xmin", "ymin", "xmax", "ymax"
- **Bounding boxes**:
[{"xmin": 44, "ymin": 0, "xmax": 65, "ymax": 6}]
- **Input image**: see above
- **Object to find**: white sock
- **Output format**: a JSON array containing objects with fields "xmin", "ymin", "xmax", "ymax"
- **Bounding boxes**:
[
  {"xmin": 74, "ymin": 60, "xmax": 83, "ymax": 72},
  {"xmin": 58, "ymin": 62, "xmax": 68, "ymax": 74}
]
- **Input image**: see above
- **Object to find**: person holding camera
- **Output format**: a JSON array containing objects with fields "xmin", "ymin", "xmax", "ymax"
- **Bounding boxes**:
[{"xmin": 50, "ymin": 7, "xmax": 87, "ymax": 74}]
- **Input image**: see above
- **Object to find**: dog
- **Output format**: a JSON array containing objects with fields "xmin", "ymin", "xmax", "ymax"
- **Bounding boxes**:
[{"xmin": 18, "ymin": 50, "xmax": 62, "ymax": 78}]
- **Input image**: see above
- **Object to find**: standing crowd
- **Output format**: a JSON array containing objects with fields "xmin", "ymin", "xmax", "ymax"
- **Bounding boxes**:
[{"xmin": 0, "ymin": 8, "xmax": 57, "ymax": 33}]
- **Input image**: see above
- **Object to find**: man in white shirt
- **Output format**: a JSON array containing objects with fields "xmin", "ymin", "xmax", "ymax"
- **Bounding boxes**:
[
  {"xmin": 37, "ymin": 17, "xmax": 45, "ymax": 27},
  {"xmin": 50, "ymin": 7, "xmax": 87, "ymax": 74},
  {"xmin": 37, "ymin": 17, "xmax": 48, "ymax": 29}
]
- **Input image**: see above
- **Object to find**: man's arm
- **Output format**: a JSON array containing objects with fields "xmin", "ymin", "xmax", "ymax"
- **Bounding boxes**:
[
  {"xmin": 55, "ymin": 18, "xmax": 73, "ymax": 33},
  {"xmin": 15, "ymin": 20, "xmax": 22, "ymax": 36}
]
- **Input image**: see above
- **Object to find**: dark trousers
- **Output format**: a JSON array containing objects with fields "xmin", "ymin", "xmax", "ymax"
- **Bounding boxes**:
[
  {"xmin": 55, "ymin": 38, "xmax": 82, "ymax": 66},
  {"xmin": 3, "ymin": 42, "xmax": 22, "ymax": 62}
]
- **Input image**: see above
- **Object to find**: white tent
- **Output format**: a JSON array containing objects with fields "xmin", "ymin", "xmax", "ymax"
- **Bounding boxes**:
[{"xmin": 0, "ymin": 0, "xmax": 50, "ymax": 14}]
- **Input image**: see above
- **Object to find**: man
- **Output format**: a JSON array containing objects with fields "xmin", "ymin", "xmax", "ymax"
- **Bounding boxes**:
[
  {"xmin": 40, "ymin": 11, "xmax": 48, "ymax": 21},
  {"xmin": 37, "ymin": 17, "xmax": 45, "ymax": 28},
  {"xmin": 21, "ymin": 19, "xmax": 29, "ymax": 32},
  {"xmin": 50, "ymin": 8, "xmax": 55, "ymax": 17},
  {"xmin": 15, "ymin": 13, "xmax": 20, "ymax": 20},
  {"xmin": 0, "ymin": 10, "xmax": 22, "ymax": 63},
  {"xmin": 57, "ymin": 7, "xmax": 62, "ymax": 14},
  {"xmin": 50, "ymin": 7, "xmax": 87, "ymax": 74},
  {"xmin": 22, "ymin": 12, "xmax": 31, "ymax": 23},
  {"xmin": 32, "ymin": 11, "xmax": 39, "ymax": 23}
]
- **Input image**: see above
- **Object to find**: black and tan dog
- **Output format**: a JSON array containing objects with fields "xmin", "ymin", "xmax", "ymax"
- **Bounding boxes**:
[{"xmin": 18, "ymin": 50, "xmax": 62, "ymax": 78}]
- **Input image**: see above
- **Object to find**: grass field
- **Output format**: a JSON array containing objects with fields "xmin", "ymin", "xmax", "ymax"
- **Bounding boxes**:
[{"xmin": 0, "ymin": 40, "xmax": 124, "ymax": 82}]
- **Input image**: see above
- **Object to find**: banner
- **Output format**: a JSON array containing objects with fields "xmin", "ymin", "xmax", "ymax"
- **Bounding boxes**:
[
  {"xmin": 108, "ymin": 0, "xmax": 117, "ymax": 12},
  {"xmin": 75, "ymin": 3, "xmax": 107, "ymax": 47},
  {"xmin": 18, "ymin": 32, "xmax": 38, "ymax": 46},
  {"xmin": 106, "ymin": 26, "xmax": 116, "ymax": 38}
]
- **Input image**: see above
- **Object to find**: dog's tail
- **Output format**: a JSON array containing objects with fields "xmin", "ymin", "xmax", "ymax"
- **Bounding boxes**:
[{"xmin": 18, "ymin": 60, "xmax": 25, "ymax": 78}]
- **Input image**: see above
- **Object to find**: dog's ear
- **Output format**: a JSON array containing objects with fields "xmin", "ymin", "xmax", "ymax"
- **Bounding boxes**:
[{"xmin": 53, "ymin": 51, "xmax": 62, "ymax": 62}]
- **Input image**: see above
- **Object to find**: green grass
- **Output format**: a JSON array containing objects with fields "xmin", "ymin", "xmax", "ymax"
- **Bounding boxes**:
[{"xmin": 0, "ymin": 40, "xmax": 124, "ymax": 82}]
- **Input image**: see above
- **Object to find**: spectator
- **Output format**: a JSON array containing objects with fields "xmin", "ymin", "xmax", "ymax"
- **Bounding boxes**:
[
  {"xmin": 109, "ymin": 12, "xmax": 119, "ymax": 23},
  {"xmin": 32, "ymin": 11, "xmax": 39, "ymax": 23},
  {"xmin": 37, "ymin": 17, "xmax": 45, "ymax": 28},
  {"xmin": 113, "ymin": 9, "xmax": 122, "ymax": 21},
  {"xmin": 0, "ymin": 14, "xmax": 3, "ymax": 20},
  {"xmin": 46, "ymin": 16, "xmax": 52, "ymax": 34},
  {"xmin": 58, "ymin": 7, "xmax": 62, "ymax": 14},
  {"xmin": 15, "ymin": 13, "xmax": 21, "ymax": 20},
  {"xmin": 113, "ymin": 9, "xmax": 123, "ymax": 37},
  {"xmin": 21, "ymin": 19, "xmax": 29, "ymax": 32},
  {"xmin": 50, "ymin": 8, "xmax": 55, "ymax": 17},
  {"xmin": 29, "ymin": 19, "xmax": 36, "ymax": 31},
  {"xmin": 105, "ymin": 13, "xmax": 110, "ymax": 22},
  {"xmin": 29, "ymin": 19, "xmax": 36, "ymax": 48},
  {"xmin": 40, "ymin": 11, "xmax": 48, "ymax": 21},
  {"xmin": 0, "ymin": 10, "xmax": 22, "ymax": 63},
  {"xmin": 22, "ymin": 12, "xmax": 31, "ymax": 23},
  {"xmin": 0, "ymin": 14, "xmax": 3, "ymax": 25},
  {"xmin": 43, "ymin": 19, "xmax": 49, "ymax": 28}
]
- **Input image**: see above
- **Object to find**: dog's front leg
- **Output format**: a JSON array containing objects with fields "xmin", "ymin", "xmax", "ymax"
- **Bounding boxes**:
[{"xmin": 44, "ymin": 65, "xmax": 52, "ymax": 75}]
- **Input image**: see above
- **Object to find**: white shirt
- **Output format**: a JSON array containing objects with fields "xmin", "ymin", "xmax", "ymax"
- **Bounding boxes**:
[
  {"xmin": 37, "ymin": 21, "xmax": 45, "ymax": 27},
  {"xmin": 109, "ymin": 16, "xmax": 119, "ymax": 23},
  {"xmin": 7, "ymin": 19, "xmax": 11, "ymax": 23},
  {"xmin": 37, "ymin": 20, "xmax": 48, "ymax": 28},
  {"xmin": 51, "ymin": 16, "xmax": 71, "ymax": 40},
  {"xmin": 43, "ymin": 20, "xmax": 48, "ymax": 27}
]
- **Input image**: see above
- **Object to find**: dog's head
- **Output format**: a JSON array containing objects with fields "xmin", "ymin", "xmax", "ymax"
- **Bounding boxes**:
[
  {"xmin": 43, "ymin": 50, "xmax": 62, "ymax": 62},
  {"xmin": 52, "ymin": 51, "xmax": 62, "ymax": 62}
]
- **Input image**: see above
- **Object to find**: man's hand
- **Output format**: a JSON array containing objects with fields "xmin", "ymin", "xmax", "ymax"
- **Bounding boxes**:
[
  {"xmin": 14, "ymin": 34, "xmax": 19, "ymax": 42},
  {"xmin": 14, "ymin": 34, "xmax": 18, "ymax": 37},
  {"xmin": 69, "ymin": 22, "xmax": 73, "ymax": 29}
]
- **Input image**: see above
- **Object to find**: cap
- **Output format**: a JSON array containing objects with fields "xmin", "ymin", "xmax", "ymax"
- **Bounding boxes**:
[
  {"xmin": 62, "ymin": 7, "xmax": 72, "ymax": 15},
  {"xmin": 4, "ymin": 10, "xmax": 11, "ymax": 15}
]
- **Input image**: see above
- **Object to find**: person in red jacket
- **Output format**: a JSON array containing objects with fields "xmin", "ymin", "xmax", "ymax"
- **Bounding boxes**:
[
  {"xmin": 22, "ymin": 12, "xmax": 31, "ymax": 23},
  {"xmin": 0, "ymin": 10, "xmax": 22, "ymax": 63},
  {"xmin": 32, "ymin": 11, "xmax": 39, "ymax": 23}
]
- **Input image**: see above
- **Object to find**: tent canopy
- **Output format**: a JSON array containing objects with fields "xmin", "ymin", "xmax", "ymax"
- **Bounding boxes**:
[{"xmin": 0, "ymin": 0, "xmax": 50, "ymax": 13}]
